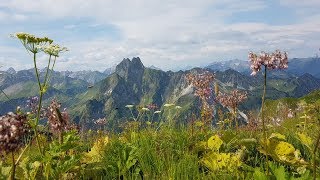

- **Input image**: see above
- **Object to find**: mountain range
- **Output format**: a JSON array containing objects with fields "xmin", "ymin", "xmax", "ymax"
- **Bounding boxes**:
[
  {"xmin": 1, "ymin": 57, "xmax": 320, "ymax": 129},
  {"xmin": 205, "ymin": 57, "xmax": 320, "ymax": 78}
]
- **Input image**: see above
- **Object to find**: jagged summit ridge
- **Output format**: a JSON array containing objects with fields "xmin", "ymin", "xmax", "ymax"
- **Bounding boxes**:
[{"xmin": 115, "ymin": 57, "xmax": 145, "ymax": 79}]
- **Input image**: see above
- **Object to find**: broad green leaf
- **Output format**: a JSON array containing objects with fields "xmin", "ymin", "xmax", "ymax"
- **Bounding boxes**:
[
  {"xmin": 85, "ymin": 136, "xmax": 109, "ymax": 162},
  {"xmin": 273, "ymin": 165, "xmax": 287, "ymax": 180},
  {"xmin": 297, "ymin": 133, "xmax": 312, "ymax": 148},
  {"xmin": 207, "ymin": 135, "xmax": 223, "ymax": 151},
  {"xmin": 253, "ymin": 168, "xmax": 268, "ymax": 180},
  {"xmin": 275, "ymin": 141, "xmax": 295, "ymax": 156},
  {"xmin": 269, "ymin": 133, "xmax": 286, "ymax": 141}
]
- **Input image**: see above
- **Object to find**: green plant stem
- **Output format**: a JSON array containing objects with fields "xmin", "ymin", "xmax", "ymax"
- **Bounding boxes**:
[
  {"xmin": 47, "ymin": 56, "xmax": 57, "ymax": 85},
  {"xmin": 151, "ymin": 113, "xmax": 154, "ymax": 124},
  {"xmin": 15, "ymin": 143, "xmax": 30, "ymax": 166},
  {"xmin": 129, "ymin": 109, "xmax": 136, "ymax": 121},
  {"xmin": 304, "ymin": 114, "xmax": 307, "ymax": 133},
  {"xmin": 136, "ymin": 111, "xmax": 142, "ymax": 122},
  {"xmin": 33, "ymin": 52, "xmax": 44, "ymax": 155},
  {"xmin": 59, "ymin": 131, "xmax": 64, "ymax": 145},
  {"xmin": 168, "ymin": 109, "xmax": 172, "ymax": 128},
  {"xmin": 261, "ymin": 66, "xmax": 269, "ymax": 175},
  {"xmin": 33, "ymin": 53, "xmax": 41, "ymax": 91},
  {"xmin": 234, "ymin": 106, "xmax": 238, "ymax": 130},
  {"xmin": 12, "ymin": 134, "xmax": 36, "ymax": 176},
  {"xmin": 43, "ymin": 55, "xmax": 52, "ymax": 88},
  {"xmin": 313, "ymin": 128, "xmax": 320, "ymax": 180},
  {"xmin": 10, "ymin": 152, "xmax": 15, "ymax": 180}
]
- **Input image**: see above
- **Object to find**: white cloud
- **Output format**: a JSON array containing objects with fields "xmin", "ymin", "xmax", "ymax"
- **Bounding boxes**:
[
  {"xmin": 0, "ymin": 10, "xmax": 27, "ymax": 21},
  {"xmin": 280, "ymin": 0, "xmax": 320, "ymax": 7},
  {"xmin": 0, "ymin": 0, "xmax": 319, "ymax": 71}
]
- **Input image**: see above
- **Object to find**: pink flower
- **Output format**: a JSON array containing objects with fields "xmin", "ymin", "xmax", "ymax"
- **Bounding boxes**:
[
  {"xmin": 94, "ymin": 118, "xmax": 107, "ymax": 126},
  {"xmin": 46, "ymin": 99, "xmax": 74, "ymax": 133},
  {"xmin": 248, "ymin": 50, "xmax": 288, "ymax": 76},
  {"xmin": 0, "ymin": 112, "xmax": 29, "ymax": 153},
  {"xmin": 216, "ymin": 90, "xmax": 247, "ymax": 109}
]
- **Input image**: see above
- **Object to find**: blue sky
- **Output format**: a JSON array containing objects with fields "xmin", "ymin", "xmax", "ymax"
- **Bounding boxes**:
[{"xmin": 0, "ymin": 0, "xmax": 319, "ymax": 71}]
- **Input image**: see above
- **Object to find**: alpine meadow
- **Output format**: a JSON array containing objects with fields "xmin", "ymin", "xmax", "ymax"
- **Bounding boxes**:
[{"xmin": 1, "ymin": 1, "xmax": 320, "ymax": 179}]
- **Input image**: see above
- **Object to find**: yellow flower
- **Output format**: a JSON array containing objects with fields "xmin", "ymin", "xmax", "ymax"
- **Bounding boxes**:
[{"xmin": 11, "ymin": 32, "xmax": 53, "ymax": 53}]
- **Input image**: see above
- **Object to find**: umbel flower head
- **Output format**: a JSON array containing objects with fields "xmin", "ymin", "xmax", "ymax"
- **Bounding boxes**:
[
  {"xmin": 38, "ymin": 43, "xmax": 68, "ymax": 57},
  {"xmin": 248, "ymin": 50, "xmax": 288, "ymax": 76},
  {"xmin": 125, "ymin": 104, "xmax": 134, "ymax": 109},
  {"xmin": 216, "ymin": 90, "xmax": 247, "ymax": 109},
  {"xmin": 10, "ymin": 32, "xmax": 53, "ymax": 54},
  {"xmin": 0, "ymin": 112, "xmax": 29, "ymax": 153}
]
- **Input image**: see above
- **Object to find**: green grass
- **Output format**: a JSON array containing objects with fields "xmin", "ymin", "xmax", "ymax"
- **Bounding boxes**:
[{"xmin": 2, "ymin": 91, "xmax": 320, "ymax": 179}]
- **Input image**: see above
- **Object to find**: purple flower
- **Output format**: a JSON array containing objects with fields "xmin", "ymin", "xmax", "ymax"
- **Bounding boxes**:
[{"xmin": 0, "ymin": 112, "xmax": 29, "ymax": 153}]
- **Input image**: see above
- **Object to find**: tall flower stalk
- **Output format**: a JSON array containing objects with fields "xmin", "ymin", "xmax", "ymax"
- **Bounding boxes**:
[
  {"xmin": 216, "ymin": 89, "xmax": 247, "ymax": 130},
  {"xmin": 186, "ymin": 71, "xmax": 215, "ymax": 131},
  {"xmin": 11, "ymin": 32, "xmax": 68, "ymax": 154},
  {"xmin": 248, "ymin": 50, "xmax": 288, "ymax": 174}
]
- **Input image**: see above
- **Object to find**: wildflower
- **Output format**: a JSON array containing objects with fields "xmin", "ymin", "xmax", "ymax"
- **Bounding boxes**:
[
  {"xmin": 154, "ymin": 111, "xmax": 161, "ymax": 114},
  {"xmin": 26, "ymin": 96, "xmax": 46, "ymax": 116},
  {"xmin": 287, "ymin": 109, "xmax": 293, "ymax": 118},
  {"xmin": 46, "ymin": 99, "xmax": 71, "ymax": 134},
  {"xmin": 0, "ymin": 112, "xmax": 29, "ymax": 153},
  {"xmin": 216, "ymin": 90, "xmax": 247, "ymax": 129},
  {"xmin": 186, "ymin": 71, "xmax": 214, "ymax": 100},
  {"xmin": 164, "ymin": 103, "xmax": 175, "ymax": 107},
  {"xmin": 141, "ymin": 107, "xmax": 150, "ymax": 111},
  {"xmin": 38, "ymin": 43, "xmax": 68, "ymax": 57},
  {"xmin": 11, "ymin": 32, "xmax": 53, "ymax": 53},
  {"xmin": 248, "ymin": 50, "xmax": 288, "ymax": 76},
  {"xmin": 271, "ymin": 117, "xmax": 281, "ymax": 126},
  {"xmin": 94, "ymin": 118, "xmax": 107, "ymax": 126},
  {"xmin": 125, "ymin": 104, "xmax": 134, "ymax": 108},
  {"xmin": 186, "ymin": 71, "xmax": 215, "ymax": 126},
  {"xmin": 248, "ymin": 50, "xmax": 289, "ymax": 170},
  {"xmin": 147, "ymin": 104, "xmax": 158, "ymax": 110},
  {"xmin": 175, "ymin": 106, "xmax": 182, "ymax": 109},
  {"xmin": 216, "ymin": 90, "xmax": 247, "ymax": 110}
]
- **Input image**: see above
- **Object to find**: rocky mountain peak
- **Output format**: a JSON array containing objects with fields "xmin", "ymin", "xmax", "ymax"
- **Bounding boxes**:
[
  {"xmin": 6, "ymin": 67, "xmax": 16, "ymax": 74},
  {"xmin": 115, "ymin": 57, "xmax": 145, "ymax": 79}
]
